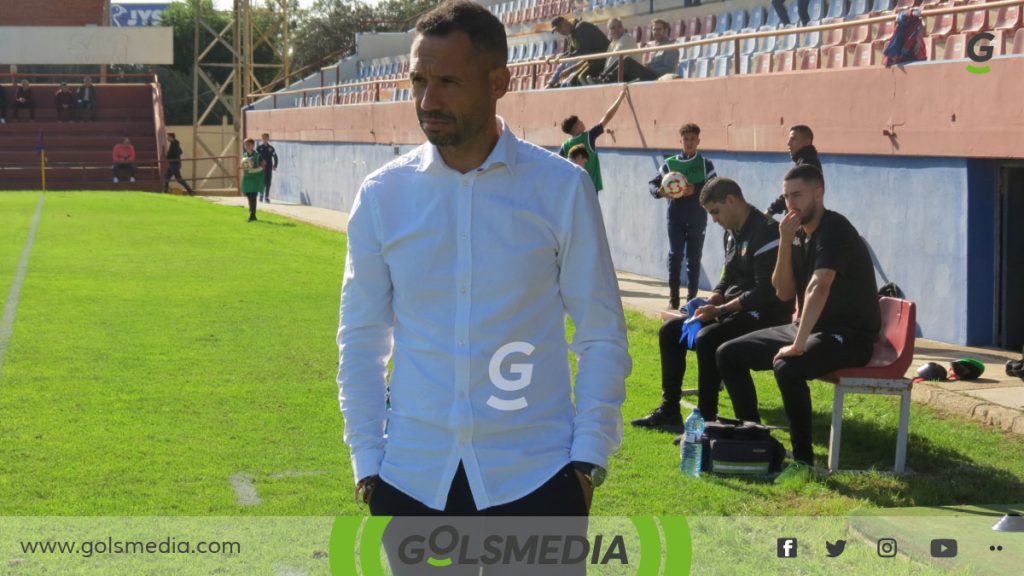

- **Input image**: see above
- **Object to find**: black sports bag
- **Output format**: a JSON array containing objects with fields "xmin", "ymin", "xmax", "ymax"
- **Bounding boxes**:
[{"xmin": 700, "ymin": 418, "xmax": 786, "ymax": 476}]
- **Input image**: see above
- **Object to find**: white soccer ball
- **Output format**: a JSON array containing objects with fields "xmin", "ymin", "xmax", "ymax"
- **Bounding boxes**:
[
  {"xmin": 661, "ymin": 171, "xmax": 690, "ymax": 199},
  {"xmin": 242, "ymin": 158, "xmax": 252, "ymax": 169}
]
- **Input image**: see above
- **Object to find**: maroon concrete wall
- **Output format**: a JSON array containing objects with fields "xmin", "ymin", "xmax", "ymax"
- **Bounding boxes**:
[{"xmin": 0, "ymin": 0, "xmax": 106, "ymax": 26}]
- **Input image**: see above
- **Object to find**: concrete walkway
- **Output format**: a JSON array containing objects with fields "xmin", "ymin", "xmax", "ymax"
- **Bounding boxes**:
[{"xmin": 203, "ymin": 196, "xmax": 1024, "ymax": 435}]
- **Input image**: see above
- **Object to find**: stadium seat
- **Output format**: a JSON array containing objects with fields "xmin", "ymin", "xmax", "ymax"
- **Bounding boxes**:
[
  {"xmin": 822, "ymin": 297, "xmax": 917, "ymax": 474},
  {"xmin": 715, "ymin": 12, "xmax": 732, "ymax": 34},
  {"xmin": 719, "ymin": 31, "xmax": 737, "ymax": 57},
  {"xmin": 894, "ymin": 0, "xmax": 915, "ymax": 9},
  {"xmin": 847, "ymin": 15, "xmax": 875, "ymax": 44},
  {"xmin": 851, "ymin": 42, "xmax": 876, "ymax": 65},
  {"xmin": 848, "ymin": 0, "xmax": 871, "ymax": 16},
  {"xmin": 871, "ymin": 18, "xmax": 897, "ymax": 51},
  {"xmin": 686, "ymin": 17, "xmax": 702, "ymax": 37},
  {"xmin": 993, "ymin": 5, "xmax": 1023, "ymax": 34},
  {"xmin": 869, "ymin": 0, "xmax": 895, "ymax": 15},
  {"xmin": 704, "ymin": 32, "xmax": 721, "ymax": 58},
  {"xmin": 927, "ymin": 13, "xmax": 959, "ymax": 43},
  {"xmin": 752, "ymin": 52, "xmax": 774, "ymax": 73},
  {"xmin": 777, "ymin": 25, "xmax": 800, "ymax": 51},
  {"xmin": 797, "ymin": 46, "xmax": 821, "ymax": 68},
  {"xmin": 942, "ymin": 32, "xmax": 968, "ymax": 58},
  {"xmin": 824, "ymin": 44, "xmax": 848, "ymax": 67},
  {"xmin": 826, "ymin": 0, "xmax": 850, "ymax": 19},
  {"xmin": 774, "ymin": 49, "xmax": 796, "ymax": 71},
  {"xmin": 703, "ymin": 14, "xmax": 718, "ymax": 37},
  {"xmin": 712, "ymin": 55, "xmax": 732, "ymax": 76},
  {"xmin": 808, "ymin": 0, "xmax": 827, "ymax": 21},
  {"xmin": 633, "ymin": 25, "xmax": 643, "ymax": 43},
  {"xmin": 731, "ymin": 9, "xmax": 749, "ymax": 30},
  {"xmin": 1013, "ymin": 27, "xmax": 1024, "ymax": 54},
  {"xmin": 694, "ymin": 57, "xmax": 712, "ymax": 77},
  {"xmin": 757, "ymin": 29, "xmax": 778, "ymax": 53},
  {"xmin": 959, "ymin": 1, "xmax": 991, "ymax": 39},
  {"xmin": 788, "ymin": 2, "xmax": 803, "ymax": 25},
  {"xmin": 822, "ymin": 18, "xmax": 847, "ymax": 46},
  {"xmin": 673, "ymin": 19, "xmax": 686, "ymax": 40},
  {"xmin": 767, "ymin": 4, "xmax": 782, "ymax": 27},
  {"xmin": 676, "ymin": 59, "xmax": 692, "ymax": 78},
  {"xmin": 750, "ymin": 6, "xmax": 768, "ymax": 29},
  {"xmin": 801, "ymin": 21, "xmax": 823, "ymax": 47},
  {"xmin": 688, "ymin": 35, "xmax": 705, "ymax": 59},
  {"xmin": 739, "ymin": 28, "xmax": 759, "ymax": 55}
]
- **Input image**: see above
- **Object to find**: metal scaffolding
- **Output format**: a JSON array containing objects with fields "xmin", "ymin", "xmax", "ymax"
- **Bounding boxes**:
[{"xmin": 191, "ymin": 0, "xmax": 290, "ymax": 192}]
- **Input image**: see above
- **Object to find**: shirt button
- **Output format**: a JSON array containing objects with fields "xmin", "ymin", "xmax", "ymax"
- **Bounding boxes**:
[
  {"xmin": 459, "ymin": 286, "xmax": 466, "ymax": 294},
  {"xmin": 458, "ymin": 340, "xmax": 465, "ymax": 347}
]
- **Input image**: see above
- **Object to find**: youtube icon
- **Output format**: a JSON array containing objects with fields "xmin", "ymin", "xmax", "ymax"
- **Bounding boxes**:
[{"xmin": 931, "ymin": 539, "xmax": 958, "ymax": 558}]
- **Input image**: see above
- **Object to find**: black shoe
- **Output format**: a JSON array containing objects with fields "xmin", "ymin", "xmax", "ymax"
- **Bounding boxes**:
[
  {"xmin": 631, "ymin": 407, "xmax": 684, "ymax": 432},
  {"xmin": 248, "ymin": 215, "xmax": 257, "ymax": 222}
]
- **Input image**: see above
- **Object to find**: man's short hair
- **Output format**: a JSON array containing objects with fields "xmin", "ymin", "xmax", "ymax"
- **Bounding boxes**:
[
  {"xmin": 167, "ymin": 132, "xmax": 175, "ymax": 139},
  {"xmin": 784, "ymin": 164, "xmax": 824, "ymax": 188},
  {"xmin": 790, "ymin": 124, "xmax": 814, "ymax": 141},
  {"xmin": 261, "ymin": 132, "xmax": 270, "ymax": 139},
  {"xmin": 568, "ymin": 143, "xmax": 589, "ymax": 161},
  {"xmin": 652, "ymin": 19, "xmax": 670, "ymax": 30},
  {"xmin": 679, "ymin": 123, "xmax": 700, "ymax": 136},
  {"xmin": 699, "ymin": 177, "xmax": 744, "ymax": 205},
  {"xmin": 560, "ymin": 115, "xmax": 580, "ymax": 135},
  {"xmin": 417, "ymin": 0, "xmax": 508, "ymax": 67},
  {"xmin": 244, "ymin": 137, "xmax": 255, "ymax": 146},
  {"xmin": 551, "ymin": 16, "xmax": 569, "ymax": 30}
]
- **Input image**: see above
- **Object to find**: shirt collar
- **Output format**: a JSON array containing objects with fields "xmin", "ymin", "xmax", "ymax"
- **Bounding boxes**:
[{"xmin": 417, "ymin": 116, "xmax": 516, "ymax": 176}]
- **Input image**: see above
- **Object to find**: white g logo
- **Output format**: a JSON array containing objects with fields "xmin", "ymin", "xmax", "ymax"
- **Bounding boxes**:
[{"xmin": 486, "ymin": 341, "xmax": 534, "ymax": 411}]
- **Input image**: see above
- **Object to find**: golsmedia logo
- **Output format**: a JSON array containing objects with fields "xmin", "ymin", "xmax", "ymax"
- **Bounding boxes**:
[
  {"xmin": 329, "ymin": 516, "xmax": 691, "ymax": 575},
  {"xmin": 486, "ymin": 341, "xmax": 534, "ymax": 411},
  {"xmin": 966, "ymin": 32, "xmax": 995, "ymax": 75}
]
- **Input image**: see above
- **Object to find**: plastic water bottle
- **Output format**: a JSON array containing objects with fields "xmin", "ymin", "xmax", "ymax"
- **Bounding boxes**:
[{"xmin": 680, "ymin": 408, "xmax": 705, "ymax": 478}]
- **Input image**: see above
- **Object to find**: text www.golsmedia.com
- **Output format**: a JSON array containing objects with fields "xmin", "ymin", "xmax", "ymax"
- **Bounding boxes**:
[{"xmin": 20, "ymin": 537, "xmax": 240, "ymax": 558}]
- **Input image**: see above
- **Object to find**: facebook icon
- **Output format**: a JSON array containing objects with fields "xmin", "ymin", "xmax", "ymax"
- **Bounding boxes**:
[{"xmin": 777, "ymin": 538, "xmax": 798, "ymax": 558}]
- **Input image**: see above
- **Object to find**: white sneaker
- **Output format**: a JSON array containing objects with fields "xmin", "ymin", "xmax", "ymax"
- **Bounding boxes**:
[
  {"xmin": 113, "ymin": 177, "xmax": 119, "ymax": 183},
  {"xmin": 130, "ymin": 177, "xmax": 135, "ymax": 183}
]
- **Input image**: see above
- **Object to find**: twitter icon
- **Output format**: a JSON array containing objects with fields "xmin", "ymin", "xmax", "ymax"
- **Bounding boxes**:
[{"xmin": 826, "ymin": 540, "xmax": 847, "ymax": 558}]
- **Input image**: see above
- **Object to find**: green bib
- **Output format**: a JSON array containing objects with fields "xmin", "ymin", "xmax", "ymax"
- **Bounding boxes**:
[
  {"xmin": 664, "ymin": 153, "xmax": 709, "ymax": 186},
  {"xmin": 561, "ymin": 132, "xmax": 603, "ymax": 193}
]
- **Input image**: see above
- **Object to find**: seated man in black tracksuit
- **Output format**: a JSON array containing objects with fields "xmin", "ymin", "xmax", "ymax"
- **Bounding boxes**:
[
  {"xmin": 717, "ymin": 164, "xmax": 880, "ymax": 484},
  {"xmin": 632, "ymin": 177, "xmax": 793, "ymax": 431}
]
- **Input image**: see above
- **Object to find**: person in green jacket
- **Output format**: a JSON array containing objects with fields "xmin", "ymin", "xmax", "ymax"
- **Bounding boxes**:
[
  {"xmin": 558, "ymin": 84, "xmax": 629, "ymax": 194},
  {"xmin": 240, "ymin": 138, "xmax": 264, "ymax": 222}
]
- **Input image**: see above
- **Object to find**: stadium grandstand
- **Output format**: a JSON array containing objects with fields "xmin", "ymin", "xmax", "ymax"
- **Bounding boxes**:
[
  {"xmin": 246, "ymin": 0, "xmax": 1024, "ymax": 351},
  {"xmin": 0, "ymin": 1, "xmax": 173, "ymax": 192}
]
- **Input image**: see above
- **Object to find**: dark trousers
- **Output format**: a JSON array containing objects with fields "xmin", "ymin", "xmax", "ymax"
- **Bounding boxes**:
[
  {"xmin": 599, "ymin": 57, "xmax": 659, "ymax": 83},
  {"xmin": 772, "ymin": 0, "xmax": 812, "ymax": 26},
  {"xmin": 14, "ymin": 102, "xmax": 33, "ymax": 120},
  {"xmin": 164, "ymin": 162, "xmax": 192, "ymax": 193},
  {"xmin": 371, "ymin": 462, "xmax": 587, "ymax": 575},
  {"xmin": 56, "ymin": 105, "xmax": 73, "ymax": 122},
  {"xmin": 659, "ymin": 311, "xmax": 779, "ymax": 420},
  {"xmin": 716, "ymin": 323, "xmax": 874, "ymax": 464},
  {"xmin": 667, "ymin": 218, "xmax": 706, "ymax": 305},
  {"xmin": 262, "ymin": 170, "xmax": 273, "ymax": 197},
  {"xmin": 244, "ymin": 193, "xmax": 257, "ymax": 218},
  {"xmin": 112, "ymin": 163, "xmax": 135, "ymax": 179},
  {"xmin": 76, "ymin": 100, "xmax": 95, "ymax": 121}
]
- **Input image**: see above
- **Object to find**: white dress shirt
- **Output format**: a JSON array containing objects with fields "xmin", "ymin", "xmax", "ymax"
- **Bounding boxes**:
[{"xmin": 337, "ymin": 118, "xmax": 631, "ymax": 511}]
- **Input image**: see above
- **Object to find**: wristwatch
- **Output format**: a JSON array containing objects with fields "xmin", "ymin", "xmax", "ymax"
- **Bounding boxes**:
[{"xmin": 572, "ymin": 461, "xmax": 607, "ymax": 488}]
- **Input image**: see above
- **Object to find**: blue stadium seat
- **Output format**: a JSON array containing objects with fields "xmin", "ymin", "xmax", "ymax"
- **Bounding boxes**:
[
  {"xmin": 777, "ymin": 24, "xmax": 799, "ymax": 50},
  {"xmin": 715, "ymin": 11, "xmax": 732, "ymax": 34},
  {"xmin": 712, "ymin": 56, "xmax": 732, "ymax": 76},
  {"xmin": 788, "ymin": 2, "xmax": 802, "ymax": 24},
  {"xmin": 749, "ymin": 6, "xmax": 768, "ymax": 29},
  {"xmin": 767, "ymin": 5, "xmax": 781, "ymax": 27},
  {"xmin": 800, "ymin": 22, "xmax": 822, "ymax": 48},
  {"xmin": 757, "ymin": 27, "xmax": 778, "ymax": 53},
  {"xmin": 694, "ymin": 57, "xmax": 712, "ymax": 78},
  {"xmin": 731, "ymin": 10, "xmax": 749, "ymax": 30},
  {"xmin": 703, "ymin": 32, "xmax": 721, "ymax": 58},
  {"xmin": 809, "ymin": 0, "xmax": 827, "ymax": 21},
  {"xmin": 848, "ymin": 0, "xmax": 870, "ymax": 16},
  {"xmin": 720, "ymin": 31, "xmax": 737, "ymax": 57},
  {"xmin": 826, "ymin": 0, "xmax": 849, "ymax": 18},
  {"xmin": 739, "ymin": 29, "xmax": 758, "ymax": 55},
  {"xmin": 688, "ymin": 35, "xmax": 705, "ymax": 59},
  {"xmin": 676, "ymin": 59, "xmax": 691, "ymax": 79},
  {"xmin": 869, "ymin": 0, "xmax": 894, "ymax": 13}
]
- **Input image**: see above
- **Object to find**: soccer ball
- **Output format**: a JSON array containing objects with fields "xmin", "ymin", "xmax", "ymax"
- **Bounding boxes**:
[
  {"xmin": 661, "ymin": 171, "xmax": 690, "ymax": 199},
  {"xmin": 242, "ymin": 158, "xmax": 252, "ymax": 169}
]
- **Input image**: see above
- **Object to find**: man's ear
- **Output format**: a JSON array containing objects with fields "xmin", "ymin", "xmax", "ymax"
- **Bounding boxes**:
[{"xmin": 492, "ymin": 66, "xmax": 511, "ymax": 99}]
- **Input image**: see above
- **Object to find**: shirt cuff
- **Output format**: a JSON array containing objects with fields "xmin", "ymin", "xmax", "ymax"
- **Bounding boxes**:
[
  {"xmin": 570, "ymin": 435, "xmax": 609, "ymax": 470},
  {"xmin": 350, "ymin": 448, "xmax": 385, "ymax": 484}
]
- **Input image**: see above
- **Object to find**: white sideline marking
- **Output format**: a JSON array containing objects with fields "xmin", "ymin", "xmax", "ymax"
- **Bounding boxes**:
[
  {"xmin": 275, "ymin": 568, "xmax": 309, "ymax": 576},
  {"xmin": 229, "ymin": 472, "xmax": 262, "ymax": 506},
  {"xmin": 0, "ymin": 194, "xmax": 44, "ymax": 382}
]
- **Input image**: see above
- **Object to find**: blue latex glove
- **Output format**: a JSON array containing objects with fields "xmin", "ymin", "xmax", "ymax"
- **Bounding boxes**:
[{"xmin": 679, "ymin": 297, "xmax": 709, "ymax": 349}]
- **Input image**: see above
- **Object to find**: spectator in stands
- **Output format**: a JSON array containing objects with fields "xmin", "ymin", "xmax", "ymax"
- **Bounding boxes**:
[
  {"xmin": 632, "ymin": 177, "xmax": 792, "ymax": 431},
  {"xmin": 599, "ymin": 19, "xmax": 678, "ymax": 83},
  {"xmin": 164, "ymin": 132, "xmax": 194, "ymax": 195},
  {"xmin": 767, "ymin": 125, "xmax": 822, "ymax": 216},
  {"xmin": 112, "ymin": 137, "xmax": 136, "ymax": 183},
  {"xmin": 241, "ymin": 138, "xmax": 264, "ymax": 222},
  {"xmin": 0, "ymin": 83, "xmax": 7, "ymax": 124},
  {"xmin": 54, "ymin": 82, "xmax": 75, "ymax": 122},
  {"xmin": 256, "ymin": 133, "xmax": 278, "ymax": 203},
  {"xmin": 717, "ymin": 164, "xmax": 880, "ymax": 485},
  {"xmin": 557, "ymin": 84, "xmax": 629, "ymax": 194},
  {"xmin": 567, "ymin": 143, "xmax": 589, "ymax": 168},
  {"xmin": 773, "ymin": 0, "xmax": 811, "ymax": 27},
  {"xmin": 547, "ymin": 15, "xmax": 610, "ymax": 87},
  {"xmin": 76, "ymin": 77, "xmax": 97, "ymax": 121},
  {"xmin": 604, "ymin": 17, "xmax": 638, "ymax": 72},
  {"xmin": 649, "ymin": 123, "xmax": 716, "ymax": 310},
  {"xmin": 14, "ymin": 80, "xmax": 34, "ymax": 121},
  {"xmin": 341, "ymin": 0, "xmax": 628, "ymax": 532}
]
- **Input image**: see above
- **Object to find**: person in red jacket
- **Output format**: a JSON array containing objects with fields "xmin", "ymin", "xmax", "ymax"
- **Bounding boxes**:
[
  {"xmin": 54, "ymin": 82, "xmax": 75, "ymax": 122},
  {"xmin": 112, "ymin": 137, "xmax": 137, "ymax": 183}
]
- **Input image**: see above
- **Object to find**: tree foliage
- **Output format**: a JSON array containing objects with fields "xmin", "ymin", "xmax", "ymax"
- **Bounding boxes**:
[{"xmin": 291, "ymin": 0, "xmax": 437, "ymax": 72}]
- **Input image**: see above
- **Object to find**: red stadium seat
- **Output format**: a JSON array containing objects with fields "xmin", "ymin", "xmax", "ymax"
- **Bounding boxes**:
[
  {"xmin": 871, "ymin": 18, "xmax": 897, "ymax": 51},
  {"xmin": 1013, "ymin": 27, "xmax": 1024, "ymax": 54},
  {"xmin": 752, "ymin": 52, "xmax": 774, "ymax": 73},
  {"xmin": 702, "ymin": 15, "xmax": 717, "ymax": 38},
  {"xmin": 797, "ymin": 47, "xmax": 821, "ymax": 69},
  {"xmin": 633, "ymin": 26, "xmax": 643, "ymax": 43},
  {"xmin": 673, "ymin": 19, "xmax": 685, "ymax": 40},
  {"xmin": 847, "ymin": 15, "xmax": 875, "ymax": 44},
  {"xmin": 927, "ymin": 13, "xmax": 958, "ymax": 42},
  {"xmin": 774, "ymin": 50, "xmax": 796, "ymax": 71},
  {"xmin": 822, "ymin": 18, "xmax": 847, "ymax": 47},
  {"xmin": 824, "ymin": 44, "xmax": 848, "ymax": 67},
  {"xmin": 993, "ymin": 5, "xmax": 1023, "ymax": 33},
  {"xmin": 942, "ymin": 32, "xmax": 968, "ymax": 58},
  {"xmin": 959, "ymin": 1, "xmax": 991, "ymax": 39},
  {"xmin": 686, "ymin": 17, "xmax": 701, "ymax": 38},
  {"xmin": 851, "ymin": 42, "xmax": 876, "ymax": 66}
]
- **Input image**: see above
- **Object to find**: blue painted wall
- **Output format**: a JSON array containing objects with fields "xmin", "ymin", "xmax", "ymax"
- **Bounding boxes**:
[{"xmin": 271, "ymin": 140, "xmax": 987, "ymax": 345}]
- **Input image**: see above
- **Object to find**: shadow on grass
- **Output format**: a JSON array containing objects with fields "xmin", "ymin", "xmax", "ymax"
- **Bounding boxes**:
[
  {"xmin": 619, "ymin": 288, "xmax": 665, "ymax": 300},
  {"xmin": 256, "ymin": 220, "xmax": 297, "ymax": 228}
]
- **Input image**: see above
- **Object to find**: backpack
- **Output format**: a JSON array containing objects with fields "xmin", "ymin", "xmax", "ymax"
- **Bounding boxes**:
[{"xmin": 700, "ymin": 418, "xmax": 786, "ymax": 476}]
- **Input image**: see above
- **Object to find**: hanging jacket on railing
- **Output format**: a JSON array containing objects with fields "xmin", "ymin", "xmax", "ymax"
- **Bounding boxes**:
[{"xmin": 884, "ymin": 11, "xmax": 926, "ymax": 67}]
